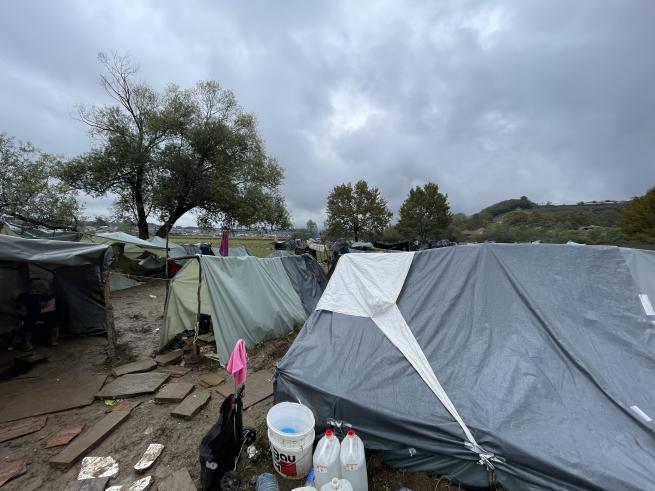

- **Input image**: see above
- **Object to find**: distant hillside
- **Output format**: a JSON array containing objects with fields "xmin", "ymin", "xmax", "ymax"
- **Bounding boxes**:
[{"xmin": 458, "ymin": 196, "xmax": 631, "ymax": 245}]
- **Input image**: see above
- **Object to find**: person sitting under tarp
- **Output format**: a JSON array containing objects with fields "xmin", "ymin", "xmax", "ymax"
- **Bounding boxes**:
[{"xmin": 14, "ymin": 280, "xmax": 59, "ymax": 351}]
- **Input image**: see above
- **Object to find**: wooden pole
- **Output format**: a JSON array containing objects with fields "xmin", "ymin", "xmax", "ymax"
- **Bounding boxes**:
[{"xmin": 102, "ymin": 270, "xmax": 118, "ymax": 360}]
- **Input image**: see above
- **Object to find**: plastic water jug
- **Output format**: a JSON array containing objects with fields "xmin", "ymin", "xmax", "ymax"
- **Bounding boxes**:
[
  {"xmin": 320, "ymin": 478, "xmax": 354, "ymax": 491},
  {"xmin": 256, "ymin": 472, "xmax": 279, "ymax": 491},
  {"xmin": 313, "ymin": 429, "xmax": 341, "ymax": 489},
  {"xmin": 339, "ymin": 430, "xmax": 368, "ymax": 491}
]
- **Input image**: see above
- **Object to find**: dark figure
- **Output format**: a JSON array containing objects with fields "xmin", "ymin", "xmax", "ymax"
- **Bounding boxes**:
[{"xmin": 15, "ymin": 282, "xmax": 59, "ymax": 351}]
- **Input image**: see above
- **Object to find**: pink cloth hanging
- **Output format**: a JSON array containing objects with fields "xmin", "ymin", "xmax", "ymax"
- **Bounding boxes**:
[
  {"xmin": 219, "ymin": 228, "xmax": 229, "ymax": 256},
  {"xmin": 226, "ymin": 339, "xmax": 247, "ymax": 384}
]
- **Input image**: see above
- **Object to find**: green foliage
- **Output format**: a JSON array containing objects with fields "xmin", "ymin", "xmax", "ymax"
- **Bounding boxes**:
[
  {"xmin": 0, "ymin": 133, "xmax": 81, "ymax": 230},
  {"xmin": 59, "ymin": 53, "xmax": 287, "ymax": 239},
  {"xmin": 325, "ymin": 180, "xmax": 392, "ymax": 241},
  {"xmin": 621, "ymin": 188, "xmax": 655, "ymax": 243},
  {"xmin": 396, "ymin": 182, "xmax": 452, "ymax": 242}
]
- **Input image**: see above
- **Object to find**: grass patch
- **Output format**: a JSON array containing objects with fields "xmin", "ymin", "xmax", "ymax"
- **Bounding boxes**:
[{"xmin": 168, "ymin": 236, "xmax": 274, "ymax": 257}]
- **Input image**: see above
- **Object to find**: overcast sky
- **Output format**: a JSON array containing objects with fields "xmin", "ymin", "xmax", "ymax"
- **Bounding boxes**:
[{"xmin": 1, "ymin": 1, "xmax": 654, "ymax": 227}]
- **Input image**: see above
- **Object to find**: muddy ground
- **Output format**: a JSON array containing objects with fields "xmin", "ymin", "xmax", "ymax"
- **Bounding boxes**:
[{"xmin": 0, "ymin": 280, "xmax": 461, "ymax": 491}]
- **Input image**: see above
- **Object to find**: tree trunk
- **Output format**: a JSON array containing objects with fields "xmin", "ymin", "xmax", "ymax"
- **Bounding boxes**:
[
  {"xmin": 134, "ymin": 170, "xmax": 150, "ymax": 239},
  {"xmin": 154, "ymin": 203, "xmax": 194, "ymax": 237}
]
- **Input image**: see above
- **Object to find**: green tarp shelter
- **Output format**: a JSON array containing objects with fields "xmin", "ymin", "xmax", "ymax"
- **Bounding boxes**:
[
  {"xmin": 161, "ymin": 254, "xmax": 327, "ymax": 362},
  {"xmin": 0, "ymin": 234, "xmax": 113, "ymax": 336}
]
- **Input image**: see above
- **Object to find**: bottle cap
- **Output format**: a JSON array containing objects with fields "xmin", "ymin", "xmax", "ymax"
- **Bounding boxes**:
[
  {"xmin": 347, "ymin": 429, "xmax": 355, "ymax": 437},
  {"xmin": 331, "ymin": 477, "xmax": 340, "ymax": 488},
  {"xmin": 326, "ymin": 428, "xmax": 334, "ymax": 438}
]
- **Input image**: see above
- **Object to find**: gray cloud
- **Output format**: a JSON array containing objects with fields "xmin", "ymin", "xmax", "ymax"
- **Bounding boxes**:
[{"xmin": 1, "ymin": 0, "xmax": 654, "ymax": 228}]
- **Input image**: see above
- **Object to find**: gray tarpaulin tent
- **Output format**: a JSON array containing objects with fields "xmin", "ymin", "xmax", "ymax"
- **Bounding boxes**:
[
  {"xmin": 161, "ymin": 254, "xmax": 327, "ymax": 362},
  {"xmin": 0, "ymin": 234, "xmax": 113, "ymax": 336},
  {"xmin": 275, "ymin": 243, "xmax": 655, "ymax": 490}
]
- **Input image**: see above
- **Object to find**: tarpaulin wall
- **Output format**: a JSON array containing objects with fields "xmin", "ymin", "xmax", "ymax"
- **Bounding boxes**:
[
  {"xmin": 162, "ymin": 255, "xmax": 325, "ymax": 363},
  {"xmin": 276, "ymin": 244, "xmax": 655, "ymax": 491},
  {"xmin": 0, "ymin": 235, "xmax": 112, "ymax": 335}
]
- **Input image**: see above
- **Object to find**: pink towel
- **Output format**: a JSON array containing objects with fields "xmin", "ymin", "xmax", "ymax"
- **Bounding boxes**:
[{"xmin": 226, "ymin": 339, "xmax": 247, "ymax": 384}]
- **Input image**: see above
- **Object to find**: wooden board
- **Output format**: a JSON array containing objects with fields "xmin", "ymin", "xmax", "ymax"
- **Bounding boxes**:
[
  {"xmin": 157, "ymin": 468, "xmax": 196, "ymax": 491},
  {"xmin": 215, "ymin": 369, "xmax": 274, "ymax": 409},
  {"xmin": 155, "ymin": 383, "xmax": 194, "ymax": 403},
  {"xmin": 156, "ymin": 365, "xmax": 191, "ymax": 378},
  {"xmin": 45, "ymin": 424, "xmax": 84, "ymax": 448},
  {"xmin": 0, "ymin": 373, "xmax": 107, "ymax": 423},
  {"xmin": 198, "ymin": 373, "xmax": 226, "ymax": 388},
  {"xmin": 171, "ymin": 391, "xmax": 210, "ymax": 420},
  {"xmin": 0, "ymin": 459, "xmax": 26, "ymax": 487},
  {"xmin": 0, "ymin": 415, "xmax": 47, "ymax": 443},
  {"xmin": 49, "ymin": 411, "xmax": 130, "ymax": 469},
  {"xmin": 111, "ymin": 359, "xmax": 157, "ymax": 378},
  {"xmin": 96, "ymin": 372, "xmax": 169, "ymax": 400},
  {"xmin": 154, "ymin": 349, "xmax": 183, "ymax": 367},
  {"xmin": 111, "ymin": 400, "xmax": 142, "ymax": 413},
  {"xmin": 63, "ymin": 477, "xmax": 110, "ymax": 491}
]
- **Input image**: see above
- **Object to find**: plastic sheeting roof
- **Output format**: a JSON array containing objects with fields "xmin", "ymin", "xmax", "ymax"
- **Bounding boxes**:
[
  {"xmin": 276, "ymin": 243, "xmax": 655, "ymax": 490},
  {"xmin": 0, "ymin": 234, "xmax": 113, "ymax": 268}
]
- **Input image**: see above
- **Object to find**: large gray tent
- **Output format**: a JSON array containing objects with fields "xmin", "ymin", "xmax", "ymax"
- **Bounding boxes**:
[
  {"xmin": 0, "ymin": 234, "xmax": 113, "ymax": 336},
  {"xmin": 275, "ymin": 243, "xmax": 655, "ymax": 490}
]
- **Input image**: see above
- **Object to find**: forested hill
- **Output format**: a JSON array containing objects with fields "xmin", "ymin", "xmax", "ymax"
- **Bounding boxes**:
[{"xmin": 459, "ymin": 197, "xmax": 630, "ymax": 245}]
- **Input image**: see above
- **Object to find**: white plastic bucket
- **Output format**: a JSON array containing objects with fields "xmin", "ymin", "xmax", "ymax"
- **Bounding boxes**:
[{"xmin": 267, "ymin": 402, "xmax": 315, "ymax": 479}]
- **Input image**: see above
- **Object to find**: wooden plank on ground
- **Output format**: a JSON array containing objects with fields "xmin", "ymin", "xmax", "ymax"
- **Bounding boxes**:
[
  {"xmin": 0, "ymin": 459, "xmax": 26, "ymax": 487},
  {"xmin": 198, "ymin": 372, "xmax": 226, "ymax": 388},
  {"xmin": 111, "ymin": 359, "xmax": 157, "ymax": 378},
  {"xmin": 171, "ymin": 391, "xmax": 210, "ymax": 420},
  {"xmin": 215, "ymin": 369, "xmax": 274, "ymax": 409},
  {"xmin": 156, "ymin": 365, "xmax": 191, "ymax": 378},
  {"xmin": 0, "ymin": 415, "xmax": 47, "ymax": 443},
  {"xmin": 154, "ymin": 349, "xmax": 183, "ymax": 366},
  {"xmin": 155, "ymin": 383, "xmax": 194, "ymax": 403},
  {"xmin": 111, "ymin": 400, "xmax": 142, "ymax": 413},
  {"xmin": 49, "ymin": 411, "xmax": 130, "ymax": 470},
  {"xmin": 0, "ymin": 373, "xmax": 107, "ymax": 423},
  {"xmin": 157, "ymin": 468, "xmax": 196, "ymax": 491},
  {"xmin": 63, "ymin": 476, "xmax": 109, "ymax": 491},
  {"xmin": 45, "ymin": 424, "xmax": 84, "ymax": 448},
  {"xmin": 96, "ymin": 372, "xmax": 169, "ymax": 400}
]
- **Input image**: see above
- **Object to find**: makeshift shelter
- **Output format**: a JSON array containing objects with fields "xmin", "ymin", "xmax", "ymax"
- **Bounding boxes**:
[
  {"xmin": 0, "ymin": 235, "xmax": 113, "ymax": 336},
  {"xmin": 276, "ymin": 243, "xmax": 655, "ymax": 491},
  {"xmin": 0, "ymin": 220, "xmax": 82, "ymax": 241},
  {"xmin": 88, "ymin": 232, "xmax": 167, "ymax": 279},
  {"xmin": 162, "ymin": 254, "xmax": 327, "ymax": 362}
]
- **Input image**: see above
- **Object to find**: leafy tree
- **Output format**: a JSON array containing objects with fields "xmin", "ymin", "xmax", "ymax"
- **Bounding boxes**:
[
  {"xmin": 306, "ymin": 219, "xmax": 318, "ymax": 238},
  {"xmin": 325, "ymin": 180, "xmax": 392, "ymax": 241},
  {"xmin": 0, "ymin": 133, "xmax": 81, "ymax": 230},
  {"xmin": 396, "ymin": 182, "xmax": 452, "ymax": 242},
  {"xmin": 60, "ymin": 53, "xmax": 286, "ymax": 239},
  {"xmin": 621, "ymin": 187, "xmax": 655, "ymax": 242}
]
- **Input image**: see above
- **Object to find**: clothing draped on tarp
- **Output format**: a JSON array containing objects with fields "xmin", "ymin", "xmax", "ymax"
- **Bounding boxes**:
[
  {"xmin": 161, "ymin": 254, "xmax": 327, "ymax": 363},
  {"xmin": 275, "ymin": 243, "xmax": 655, "ymax": 491},
  {"xmin": 219, "ymin": 229, "xmax": 229, "ymax": 257}
]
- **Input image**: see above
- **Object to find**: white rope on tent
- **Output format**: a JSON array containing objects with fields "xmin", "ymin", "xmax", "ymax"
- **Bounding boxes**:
[{"xmin": 316, "ymin": 252, "xmax": 503, "ymax": 471}]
